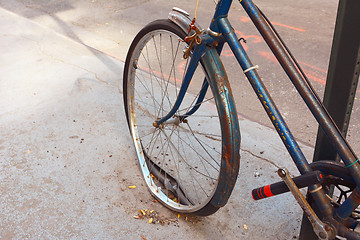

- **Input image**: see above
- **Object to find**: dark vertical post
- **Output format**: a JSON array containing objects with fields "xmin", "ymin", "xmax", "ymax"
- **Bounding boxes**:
[{"xmin": 299, "ymin": 0, "xmax": 360, "ymax": 239}]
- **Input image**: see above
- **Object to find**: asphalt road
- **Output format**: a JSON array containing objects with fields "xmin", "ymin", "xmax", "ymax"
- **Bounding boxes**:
[
  {"xmin": 1, "ymin": 0, "xmax": 358, "ymax": 154},
  {"xmin": 0, "ymin": 0, "xmax": 359, "ymax": 239},
  {"xmin": 0, "ymin": 5, "xmax": 310, "ymax": 239}
]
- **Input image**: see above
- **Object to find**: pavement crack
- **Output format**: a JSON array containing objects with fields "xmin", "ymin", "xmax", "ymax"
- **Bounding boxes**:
[{"xmin": 240, "ymin": 148, "xmax": 281, "ymax": 169}]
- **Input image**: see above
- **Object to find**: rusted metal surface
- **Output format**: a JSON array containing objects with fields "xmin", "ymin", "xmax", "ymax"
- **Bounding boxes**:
[
  {"xmin": 169, "ymin": 0, "xmax": 360, "ymax": 236},
  {"xmin": 169, "ymin": 7, "xmax": 241, "ymax": 209},
  {"xmin": 240, "ymin": 0, "xmax": 360, "ymax": 186},
  {"xmin": 237, "ymin": 0, "xmax": 360, "ymax": 225},
  {"xmin": 215, "ymin": 16, "xmax": 332, "ymax": 217},
  {"xmin": 310, "ymin": 161, "xmax": 353, "ymax": 182},
  {"xmin": 201, "ymin": 48, "xmax": 241, "ymax": 207},
  {"xmin": 335, "ymin": 187, "xmax": 360, "ymax": 221},
  {"xmin": 278, "ymin": 168, "xmax": 336, "ymax": 239},
  {"xmin": 215, "ymin": 16, "xmax": 312, "ymax": 175}
]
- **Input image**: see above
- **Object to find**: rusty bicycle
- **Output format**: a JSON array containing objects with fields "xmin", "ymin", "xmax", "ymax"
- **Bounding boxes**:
[{"xmin": 123, "ymin": 0, "xmax": 360, "ymax": 238}]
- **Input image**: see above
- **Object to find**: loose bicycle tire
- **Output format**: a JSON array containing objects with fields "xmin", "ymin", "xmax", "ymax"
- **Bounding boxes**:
[{"xmin": 123, "ymin": 19, "xmax": 240, "ymax": 215}]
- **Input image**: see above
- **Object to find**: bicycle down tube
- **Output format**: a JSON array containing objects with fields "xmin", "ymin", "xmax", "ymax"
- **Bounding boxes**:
[
  {"xmin": 209, "ymin": 0, "xmax": 360, "ymax": 234},
  {"xmin": 209, "ymin": 0, "xmax": 332, "ymax": 221},
  {"xmin": 124, "ymin": 0, "xmax": 360, "ymax": 237},
  {"xmin": 239, "ymin": 0, "xmax": 360, "ymax": 222}
]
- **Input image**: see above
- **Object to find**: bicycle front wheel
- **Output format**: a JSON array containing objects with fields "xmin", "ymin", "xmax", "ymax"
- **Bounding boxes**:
[{"xmin": 123, "ymin": 19, "xmax": 240, "ymax": 215}]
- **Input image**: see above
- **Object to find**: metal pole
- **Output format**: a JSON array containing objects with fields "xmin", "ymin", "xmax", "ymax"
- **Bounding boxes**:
[{"xmin": 299, "ymin": 0, "xmax": 360, "ymax": 239}]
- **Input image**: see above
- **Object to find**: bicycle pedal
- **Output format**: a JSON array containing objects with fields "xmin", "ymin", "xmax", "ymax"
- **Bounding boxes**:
[{"xmin": 252, "ymin": 170, "xmax": 323, "ymax": 200}]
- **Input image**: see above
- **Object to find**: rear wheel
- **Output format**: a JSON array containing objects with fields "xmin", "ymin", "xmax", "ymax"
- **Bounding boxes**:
[{"xmin": 123, "ymin": 19, "xmax": 240, "ymax": 215}]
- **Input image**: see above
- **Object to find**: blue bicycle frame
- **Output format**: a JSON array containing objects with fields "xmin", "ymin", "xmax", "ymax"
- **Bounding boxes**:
[{"xmin": 159, "ymin": 0, "xmax": 360, "ymax": 237}]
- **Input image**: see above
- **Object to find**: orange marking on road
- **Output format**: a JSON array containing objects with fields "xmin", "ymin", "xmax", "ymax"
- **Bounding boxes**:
[
  {"xmin": 235, "ymin": 30, "xmax": 263, "ymax": 43},
  {"xmin": 298, "ymin": 61, "xmax": 327, "ymax": 73},
  {"xmin": 259, "ymin": 51, "xmax": 326, "ymax": 85},
  {"xmin": 177, "ymin": 60, "xmax": 186, "ymax": 74},
  {"xmin": 105, "ymin": 52, "xmax": 125, "ymax": 62},
  {"xmin": 107, "ymin": 52, "xmax": 183, "ymax": 85},
  {"xmin": 221, "ymin": 43, "xmax": 249, "ymax": 57},
  {"xmin": 303, "ymin": 71, "xmax": 326, "ymax": 85},
  {"xmin": 221, "ymin": 49, "xmax": 236, "ymax": 57},
  {"xmin": 177, "ymin": 60, "xmax": 190, "ymax": 85},
  {"xmin": 138, "ymin": 63, "xmax": 183, "ymax": 85},
  {"xmin": 240, "ymin": 16, "xmax": 251, "ymax": 23},
  {"xmin": 240, "ymin": 16, "xmax": 306, "ymax": 32},
  {"xmin": 259, "ymin": 51, "xmax": 277, "ymax": 62},
  {"xmin": 272, "ymin": 22, "xmax": 306, "ymax": 32}
]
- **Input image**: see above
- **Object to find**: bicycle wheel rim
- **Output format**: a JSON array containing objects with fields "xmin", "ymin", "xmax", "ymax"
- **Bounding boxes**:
[{"xmin": 124, "ymin": 20, "xmax": 227, "ymax": 213}]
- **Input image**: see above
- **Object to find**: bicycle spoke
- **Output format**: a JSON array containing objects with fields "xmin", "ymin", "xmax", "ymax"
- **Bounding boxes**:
[
  {"xmin": 171, "ymin": 126, "xmax": 220, "ymax": 171},
  {"xmin": 124, "ymin": 23, "xmax": 238, "ymax": 214},
  {"xmin": 160, "ymin": 128, "xmax": 218, "ymax": 181},
  {"xmin": 160, "ymin": 128, "xmax": 213, "ymax": 200}
]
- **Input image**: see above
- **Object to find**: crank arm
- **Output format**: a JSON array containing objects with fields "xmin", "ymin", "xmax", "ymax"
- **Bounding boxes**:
[{"xmin": 278, "ymin": 168, "xmax": 336, "ymax": 240}]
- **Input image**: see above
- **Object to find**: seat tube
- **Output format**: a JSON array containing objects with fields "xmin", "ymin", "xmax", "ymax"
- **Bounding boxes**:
[
  {"xmin": 217, "ymin": 17, "xmax": 310, "ymax": 174},
  {"xmin": 240, "ymin": 0, "xmax": 360, "ymax": 187},
  {"xmin": 216, "ymin": 16, "xmax": 334, "ymax": 218}
]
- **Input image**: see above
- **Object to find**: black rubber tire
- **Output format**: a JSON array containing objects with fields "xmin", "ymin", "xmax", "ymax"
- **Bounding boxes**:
[{"xmin": 123, "ymin": 19, "xmax": 240, "ymax": 216}]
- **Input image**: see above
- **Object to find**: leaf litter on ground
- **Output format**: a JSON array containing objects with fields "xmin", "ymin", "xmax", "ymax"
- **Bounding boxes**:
[{"xmin": 133, "ymin": 209, "xmax": 201, "ymax": 226}]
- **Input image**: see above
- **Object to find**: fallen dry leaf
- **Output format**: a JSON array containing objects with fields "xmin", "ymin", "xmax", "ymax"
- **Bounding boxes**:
[{"xmin": 133, "ymin": 209, "xmax": 180, "ymax": 226}]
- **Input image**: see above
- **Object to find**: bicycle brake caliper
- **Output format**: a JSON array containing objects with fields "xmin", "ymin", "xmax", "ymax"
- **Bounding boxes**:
[
  {"xmin": 183, "ymin": 19, "xmax": 203, "ymax": 59},
  {"xmin": 278, "ymin": 168, "xmax": 336, "ymax": 240}
]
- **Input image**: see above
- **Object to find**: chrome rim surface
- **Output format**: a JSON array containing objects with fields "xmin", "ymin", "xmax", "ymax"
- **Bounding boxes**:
[{"xmin": 126, "ymin": 29, "xmax": 223, "ymax": 212}]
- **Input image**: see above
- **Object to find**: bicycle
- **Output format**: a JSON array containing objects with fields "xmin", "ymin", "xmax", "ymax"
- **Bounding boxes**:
[{"xmin": 122, "ymin": 0, "xmax": 360, "ymax": 239}]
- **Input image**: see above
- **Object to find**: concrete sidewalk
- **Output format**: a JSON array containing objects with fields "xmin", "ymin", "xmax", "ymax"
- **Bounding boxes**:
[{"xmin": 0, "ymin": 7, "xmax": 314, "ymax": 239}]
